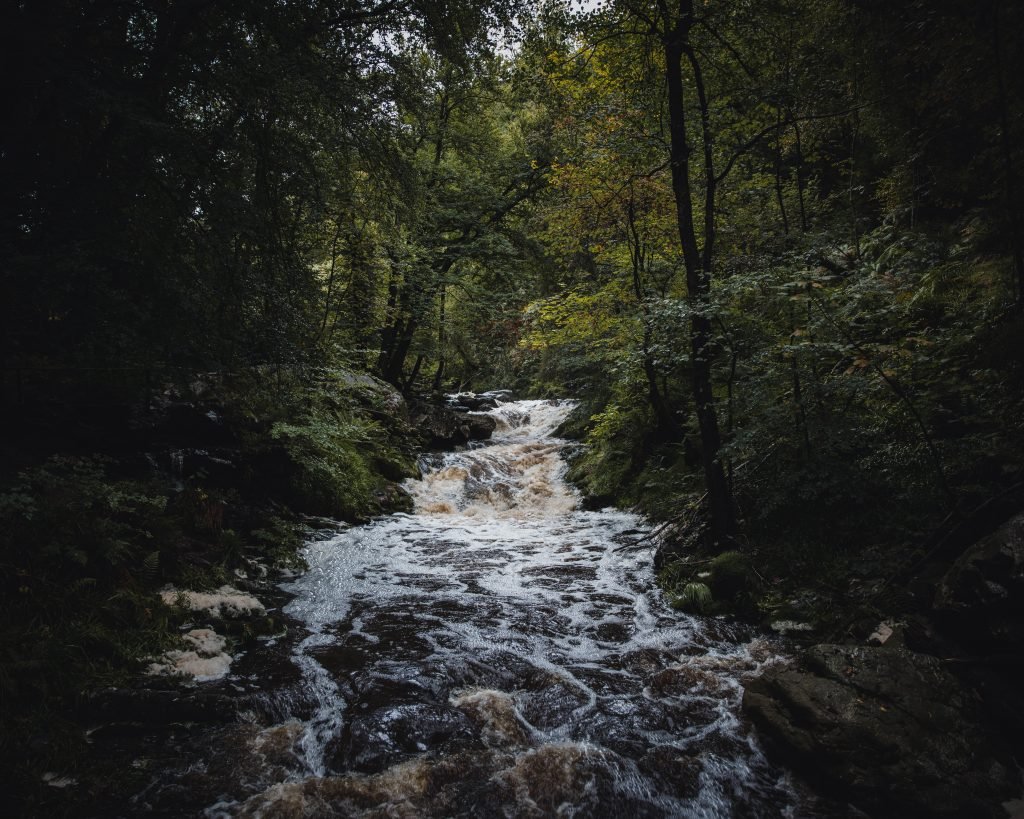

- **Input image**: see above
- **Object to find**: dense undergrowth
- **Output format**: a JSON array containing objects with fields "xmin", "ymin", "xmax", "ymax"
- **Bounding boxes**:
[
  {"xmin": 538, "ymin": 218, "xmax": 1024, "ymax": 625},
  {"xmin": 0, "ymin": 366, "xmax": 418, "ymax": 801}
]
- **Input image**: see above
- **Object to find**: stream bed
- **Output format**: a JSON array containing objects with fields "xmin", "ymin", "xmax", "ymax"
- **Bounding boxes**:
[{"xmin": 124, "ymin": 399, "xmax": 839, "ymax": 817}]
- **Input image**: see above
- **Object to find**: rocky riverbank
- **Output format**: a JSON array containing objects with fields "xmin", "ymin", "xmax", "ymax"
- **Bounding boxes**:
[
  {"xmin": 738, "ymin": 512, "xmax": 1024, "ymax": 816},
  {"xmin": 1, "ymin": 372, "xmax": 506, "ymax": 813}
]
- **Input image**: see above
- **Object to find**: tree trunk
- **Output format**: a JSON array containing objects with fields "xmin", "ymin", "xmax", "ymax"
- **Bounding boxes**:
[
  {"xmin": 773, "ymin": 109, "xmax": 790, "ymax": 234},
  {"xmin": 792, "ymin": 116, "xmax": 809, "ymax": 232},
  {"xmin": 661, "ymin": 4, "xmax": 734, "ymax": 545},
  {"xmin": 431, "ymin": 282, "xmax": 447, "ymax": 394},
  {"xmin": 991, "ymin": 0, "xmax": 1024, "ymax": 304},
  {"xmin": 627, "ymin": 198, "xmax": 679, "ymax": 440}
]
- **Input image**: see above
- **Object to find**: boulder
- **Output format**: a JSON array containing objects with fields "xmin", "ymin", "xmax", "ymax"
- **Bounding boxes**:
[
  {"xmin": 411, "ymin": 402, "xmax": 496, "ymax": 449},
  {"xmin": 335, "ymin": 368, "xmax": 408, "ymax": 419},
  {"xmin": 412, "ymin": 403, "xmax": 470, "ymax": 448},
  {"xmin": 743, "ymin": 644, "xmax": 1017, "ymax": 817},
  {"xmin": 934, "ymin": 512, "xmax": 1024, "ymax": 655},
  {"xmin": 447, "ymin": 392, "xmax": 498, "ymax": 412},
  {"xmin": 465, "ymin": 412, "xmax": 497, "ymax": 440}
]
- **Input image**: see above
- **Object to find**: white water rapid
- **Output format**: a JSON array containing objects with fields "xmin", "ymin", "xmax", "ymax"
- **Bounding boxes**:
[{"xmin": 139, "ymin": 399, "xmax": 827, "ymax": 817}]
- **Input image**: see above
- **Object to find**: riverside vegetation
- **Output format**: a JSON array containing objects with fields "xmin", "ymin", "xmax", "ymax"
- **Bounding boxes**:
[{"xmin": 2, "ymin": 0, "xmax": 1024, "ymax": 815}]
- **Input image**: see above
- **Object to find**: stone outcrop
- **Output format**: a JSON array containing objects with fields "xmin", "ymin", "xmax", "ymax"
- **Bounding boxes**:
[
  {"xmin": 446, "ymin": 390, "xmax": 513, "ymax": 412},
  {"xmin": 411, "ymin": 402, "xmax": 475, "ymax": 448},
  {"xmin": 411, "ymin": 391, "xmax": 509, "ymax": 449},
  {"xmin": 743, "ymin": 643, "xmax": 1018, "ymax": 817},
  {"xmin": 933, "ymin": 512, "xmax": 1024, "ymax": 656},
  {"xmin": 465, "ymin": 412, "xmax": 497, "ymax": 440}
]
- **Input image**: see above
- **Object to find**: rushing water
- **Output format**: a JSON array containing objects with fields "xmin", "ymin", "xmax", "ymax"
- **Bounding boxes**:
[{"xmin": 131, "ymin": 399, "xmax": 817, "ymax": 817}]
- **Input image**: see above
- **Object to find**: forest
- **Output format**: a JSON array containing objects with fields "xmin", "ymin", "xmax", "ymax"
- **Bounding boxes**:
[{"xmin": 2, "ymin": 0, "xmax": 1023, "ymax": 816}]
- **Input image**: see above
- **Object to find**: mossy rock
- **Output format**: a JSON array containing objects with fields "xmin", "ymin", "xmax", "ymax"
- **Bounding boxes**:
[
  {"xmin": 660, "ymin": 550, "xmax": 763, "ymax": 618},
  {"xmin": 706, "ymin": 551, "xmax": 751, "ymax": 597}
]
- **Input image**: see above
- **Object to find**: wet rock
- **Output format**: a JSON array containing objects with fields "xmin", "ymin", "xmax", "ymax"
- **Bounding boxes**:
[
  {"xmin": 309, "ymin": 642, "xmax": 373, "ymax": 679},
  {"xmin": 933, "ymin": 512, "xmax": 1024, "ymax": 655},
  {"xmin": 518, "ymin": 679, "xmax": 590, "ymax": 731},
  {"xmin": 443, "ymin": 650, "xmax": 540, "ymax": 691},
  {"xmin": 411, "ymin": 402, "xmax": 472, "ymax": 449},
  {"xmin": 374, "ymin": 482, "xmax": 414, "ymax": 513},
  {"xmin": 448, "ymin": 393, "xmax": 499, "ymax": 412},
  {"xmin": 616, "ymin": 648, "xmax": 672, "ymax": 677},
  {"xmin": 411, "ymin": 398, "xmax": 499, "ymax": 449},
  {"xmin": 349, "ymin": 669, "xmax": 444, "ymax": 710},
  {"xmin": 743, "ymin": 644, "xmax": 1018, "ymax": 817},
  {"xmin": 769, "ymin": 619, "xmax": 816, "ymax": 636},
  {"xmin": 338, "ymin": 703, "xmax": 479, "ymax": 773},
  {"xmin": 592, "ymin": 620, "xmax": 633, "ymax": 642},
  {"xmin": 636, "ymin": 745, "xmax": 702, "ymax": 800},
  {"xmin": 452, "ymin": 689, "xmax": 532, "ymax": 747},
  {"xmin": 584, "ymin": 697, "xmax": 691, "ymax": 756},
  {"xmin": 465, "ymin": 412, "xmax": 497, "ymax": 440},
  {"xmin": 647, "ymin": 664, "xmax": 724, "ymax": 697}
]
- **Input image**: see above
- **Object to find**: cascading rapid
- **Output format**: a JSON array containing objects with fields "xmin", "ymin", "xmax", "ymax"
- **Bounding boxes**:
[{"xmin": 137, "ymin": 398, "xmax": 827, "ymax": 818}]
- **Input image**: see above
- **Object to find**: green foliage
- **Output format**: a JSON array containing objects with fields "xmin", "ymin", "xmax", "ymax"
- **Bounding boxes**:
[
  {"xmin": 217, "ymin": 366, "xmax": 418, "ymax": 519},
  {"xmin": 659, "ymin": 550, "xmax": 761, "ymax": 617},
  {"xmin": 0, "ymin": 457, "xmax": 177, "ymax": 709},
  {"xmin": 659, "ymin": 556, "xmax": 713, "ymax": 614},
  {"xmin": 1, "ymin": 456, "xmax": 167, "ymax": 587},
  {"xmin": 0, "ymin": 362, "xmax": 419, "ymax": 803},
  {"xmin": 269, "ymin": 413, "xmax": 378, "ymax": 519},
  {"xmin": 249, "ymin": 516, "xmax": 309, "ymax": 571},
  {"xmin": 668, "ymin": 582, "xmax": 712, "ymax": 614},
  {"xmin": 2, "ymin": 0, "xmax": 1024, "ymax": 798}
]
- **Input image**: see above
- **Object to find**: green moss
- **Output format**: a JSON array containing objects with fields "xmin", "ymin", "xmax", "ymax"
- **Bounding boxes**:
[{"xmin": 706, "ymin": 551, "xmax": 749, "ymax": 595}]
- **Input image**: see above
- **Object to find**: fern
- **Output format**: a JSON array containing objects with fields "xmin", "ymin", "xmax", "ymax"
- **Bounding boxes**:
[
  {"xmin": 670, "ymin": 582, "xmax": 713, "ymax": 614},
  {"xmin": 139, "ymin": 551, "xmax": 160, "ymax": 584}
]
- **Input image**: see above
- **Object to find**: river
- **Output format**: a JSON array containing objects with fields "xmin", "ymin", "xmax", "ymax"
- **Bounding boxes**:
[{"xmin": 133, "ymin": 398, "xmax": 825, "ymax": 817}]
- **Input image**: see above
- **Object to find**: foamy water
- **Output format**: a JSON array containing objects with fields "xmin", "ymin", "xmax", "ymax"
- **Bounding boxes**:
[{"xmin": 134, "ymin": 399, "xmax": 819, "ymax": 817}]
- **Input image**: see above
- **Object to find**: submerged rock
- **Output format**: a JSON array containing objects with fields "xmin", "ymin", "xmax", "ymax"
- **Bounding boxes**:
[
  {"xmin": 743, "ymin": 643, "xmax": 1018, "ymax": 817},
  {"xmin": 338, "ymin": 703, "xmax": 479, "ymax": 773}
]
